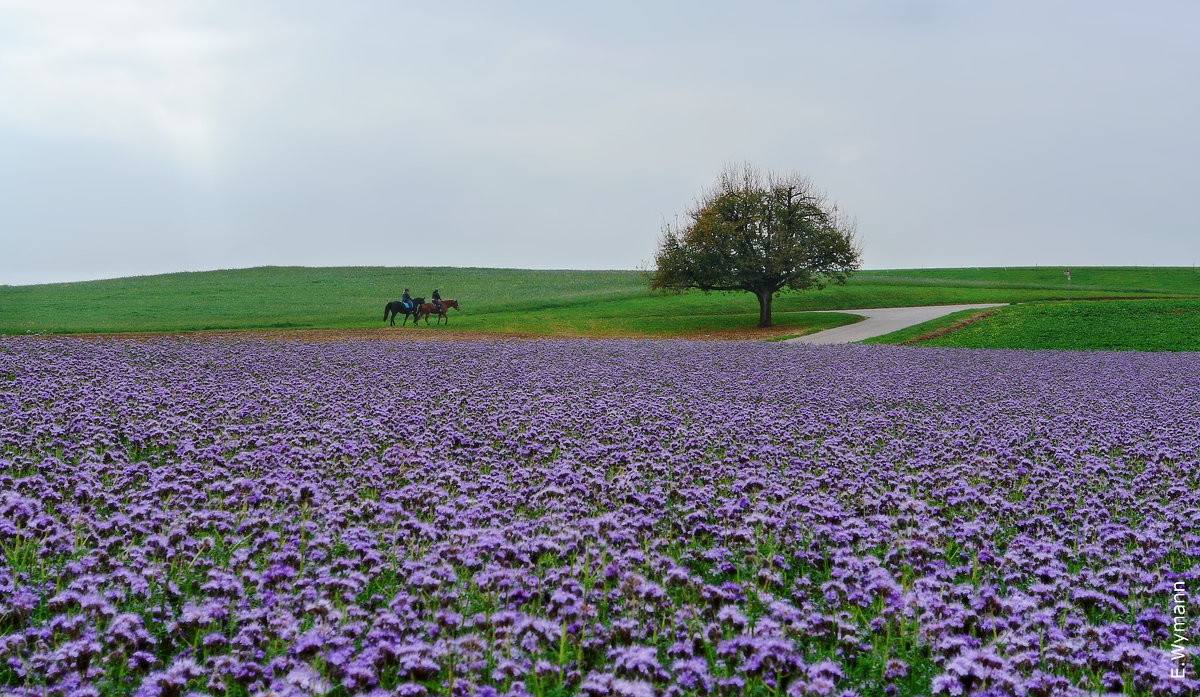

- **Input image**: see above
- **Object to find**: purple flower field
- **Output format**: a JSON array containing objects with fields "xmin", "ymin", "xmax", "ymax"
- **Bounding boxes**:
[{"xmin": 1, "ymin": 337, "xmax": 1198, "ymax": 697}]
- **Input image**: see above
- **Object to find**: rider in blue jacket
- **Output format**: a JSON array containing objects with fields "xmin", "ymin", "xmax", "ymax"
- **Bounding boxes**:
[{"xmin": 402, "ymin": 288, "xmax": 413, "ymax": 310}]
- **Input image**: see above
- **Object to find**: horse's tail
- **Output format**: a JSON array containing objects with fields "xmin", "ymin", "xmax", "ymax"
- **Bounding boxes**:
[{"xmin": 383, "ymin": 304, "xmax": 390, "ymax": 321}]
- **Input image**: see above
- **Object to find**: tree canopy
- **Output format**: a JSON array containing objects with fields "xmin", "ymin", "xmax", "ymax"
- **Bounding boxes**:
[{"xmin": 651, "ymin": 164, "xmax": 862, "ymax": 327}]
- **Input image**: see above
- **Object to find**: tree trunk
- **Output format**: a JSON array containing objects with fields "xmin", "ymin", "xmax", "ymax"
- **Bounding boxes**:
[{"xmin": 756, "ymin": 289, "xmax": 773, "ymax": 328}]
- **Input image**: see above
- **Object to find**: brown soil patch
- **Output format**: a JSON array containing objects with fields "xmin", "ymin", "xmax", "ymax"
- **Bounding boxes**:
[
  {"xmin": 49, "ymin": 326, "xmax": 817, "ymax": 343},
  {"xmin": 59, "ymin": 328, "xmax": 551, "ymax": 343}
]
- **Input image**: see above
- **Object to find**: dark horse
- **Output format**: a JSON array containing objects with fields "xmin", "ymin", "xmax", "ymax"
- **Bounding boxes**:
[
  {"xmin": 416, "ymin": 299, "xmax": 460, "ymax": 325},
  {"xmin": 383, "ymin": 297, "xmax": 424, "ymax": 326}
]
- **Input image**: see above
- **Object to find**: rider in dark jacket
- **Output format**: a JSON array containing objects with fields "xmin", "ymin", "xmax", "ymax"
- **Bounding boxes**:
[
  {"xmin": 402, "ymin": 288, "xmax": 413, "ymax": 310},
  {"xmin": 431, "ymin": 289, "xmax": 441, "ymax": 312}
]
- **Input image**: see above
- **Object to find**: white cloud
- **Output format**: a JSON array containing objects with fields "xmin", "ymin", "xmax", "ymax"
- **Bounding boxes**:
[{"xmin": 0, "ymin": 0, "xmax": 248, "ymax": 168}]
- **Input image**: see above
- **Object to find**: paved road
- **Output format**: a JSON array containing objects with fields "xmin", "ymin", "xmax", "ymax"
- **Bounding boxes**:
[{"xmin": 784, "ymin": 304, "xmax": 1007, "ymax": 344}]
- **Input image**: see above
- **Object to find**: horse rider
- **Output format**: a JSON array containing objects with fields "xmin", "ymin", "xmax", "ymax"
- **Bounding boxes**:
[
  {"xmin": 431, "ymin": 289, "xmax": 442, "ymax": 312},
  {"xmin": 402, "ymin": 288, "xmax": 413, "ymax": 311}
]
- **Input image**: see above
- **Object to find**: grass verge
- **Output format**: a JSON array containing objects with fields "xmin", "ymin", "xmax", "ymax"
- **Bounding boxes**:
[
  {"xmin": 904, "ymin": 299, "xmax": 1200, "ymax": 351},
  {"xmin": 860, "ymin": 308, "xmax": 1004, "ymax": 345}
]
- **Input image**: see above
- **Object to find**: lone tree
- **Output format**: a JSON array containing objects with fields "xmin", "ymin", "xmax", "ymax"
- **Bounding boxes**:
[{"xmin": 651, "ymin": 164, "xmax": 862, "ymax": 328}]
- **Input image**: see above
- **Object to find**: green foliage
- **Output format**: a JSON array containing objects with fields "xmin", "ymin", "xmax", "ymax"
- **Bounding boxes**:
[
  {"xmin": 910, "ymin": 299, "xmax": 1200, "ymax": 351},
  {"xmin": 651, "ymin": 164, "xmax": 861, "ymax": 326}
]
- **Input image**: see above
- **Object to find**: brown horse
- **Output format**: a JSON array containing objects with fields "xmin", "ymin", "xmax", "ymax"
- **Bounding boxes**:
[{"xmin": 416, "ymin": 299, "xmax": 460, "ymax": 325}]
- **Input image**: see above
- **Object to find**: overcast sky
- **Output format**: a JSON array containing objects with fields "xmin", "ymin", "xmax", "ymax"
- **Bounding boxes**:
[{"xmin": 2, "ymin": 1, "xmax": 1198, "ymax": 285}]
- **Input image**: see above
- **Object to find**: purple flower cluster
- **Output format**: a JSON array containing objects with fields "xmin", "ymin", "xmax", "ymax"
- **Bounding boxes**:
[{"xmin": 1, "ymin": 338, "xmax": 1198, "ymax": 696}]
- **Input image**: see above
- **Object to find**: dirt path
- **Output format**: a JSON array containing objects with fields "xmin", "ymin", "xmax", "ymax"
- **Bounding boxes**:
[
  {"xmin": 39, "ymin": 322, "xmax": 829, "ymax": 343},
  {"xmin": 783, "ymin": 304, "xmax": 1008, "ymax": 344},
  {"xmin": 55, "ymin": 328, "xmax": 550, "ymax": 343}
]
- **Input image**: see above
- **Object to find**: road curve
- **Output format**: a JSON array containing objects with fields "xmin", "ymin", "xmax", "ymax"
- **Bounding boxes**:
[{"xmin": 784, "ymin": 304, "xmax": 1007, "ymax": 344}]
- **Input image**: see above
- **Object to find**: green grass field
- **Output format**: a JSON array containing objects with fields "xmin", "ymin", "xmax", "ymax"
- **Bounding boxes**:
[
  {"xmin": 896, "ymin": 299, "xmax": 1200, "ymax": 351},
  {"xmin": 1, "ymin": 265, "xmax": 1197, "ymax": 341},
  {"xmin": 863, "ymin": 266, "xmax": 1200, "ymax": 294}
]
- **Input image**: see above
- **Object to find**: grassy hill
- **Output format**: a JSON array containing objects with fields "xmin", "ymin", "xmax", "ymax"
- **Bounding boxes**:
[
  {"xmin": 1, "ymin": 265, "xmax": 1197, "ymax": 339},
  {"xmin": 863, "ymin": 266, "xmax": 1200, "ymax": 294}
]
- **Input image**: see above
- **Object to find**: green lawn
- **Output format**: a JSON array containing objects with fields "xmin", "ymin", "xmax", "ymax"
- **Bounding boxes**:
[
  {"xmin": 1, "ymin": 265, "xmax": 1196, "ymax": 339},
  {"xmin": 899, "ymin": 299, "xmax": 1200, "ymax": 351}
]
